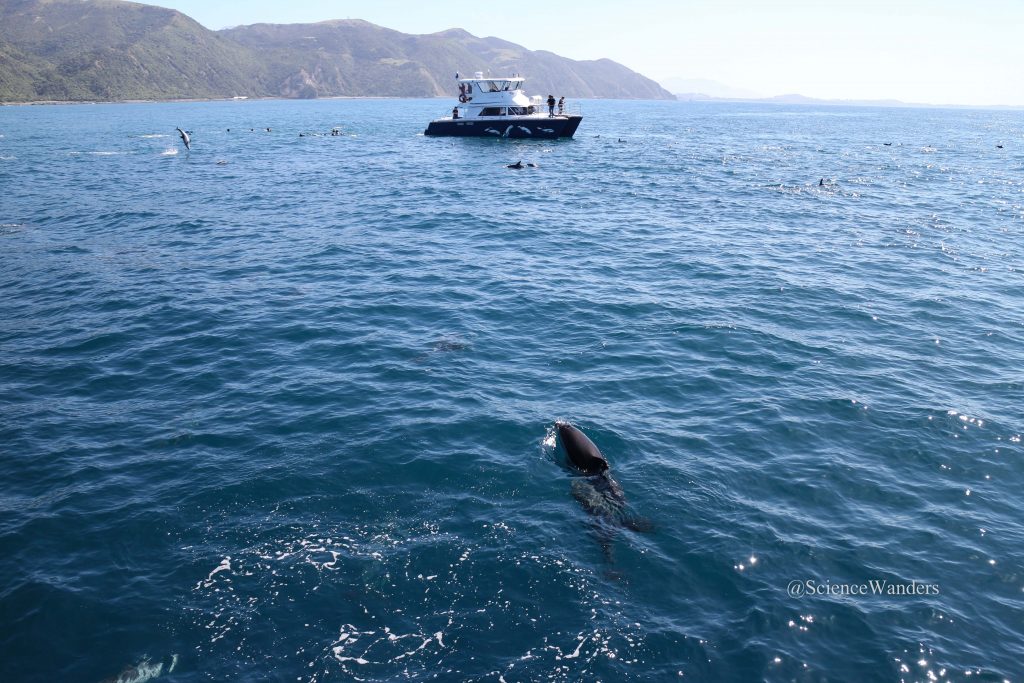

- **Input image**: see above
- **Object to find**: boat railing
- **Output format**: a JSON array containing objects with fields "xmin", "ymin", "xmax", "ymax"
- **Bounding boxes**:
[{"xmin": 440, "ymin": 102, "xmax": 583, "ymax": 120}]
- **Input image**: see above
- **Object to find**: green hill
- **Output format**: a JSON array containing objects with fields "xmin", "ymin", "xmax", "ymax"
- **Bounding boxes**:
[
  {"xmin": 0, "ymin": 0, "xmax": 266, "ymax": 100},
  {"xmin": 0, "ymin": 0, "xmax": 673, "ymax": 102},
  {"xmin": 221, "ymin": 20, "xmax": 672, "ymax": 100}
]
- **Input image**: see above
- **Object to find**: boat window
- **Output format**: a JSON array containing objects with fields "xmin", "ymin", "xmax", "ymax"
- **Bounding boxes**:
[
  {"xmin": 486, "ymin": 81, "xmax": 503, "ymax": 92},
  {"xmin": 479, "ymin": 107, "xmax": 505, "ymax": 116},
  {"xmin": 507, "ymin": 107, "xmax": 529, "ymax": 115}
]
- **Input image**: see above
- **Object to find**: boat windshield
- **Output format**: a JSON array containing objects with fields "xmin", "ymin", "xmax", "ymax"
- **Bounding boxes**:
[{"xmin": 483, "ymin": 80, "xmax": 515, "ymax": 92}]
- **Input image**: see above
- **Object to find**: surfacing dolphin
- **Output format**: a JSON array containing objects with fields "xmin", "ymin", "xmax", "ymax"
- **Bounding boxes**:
[
  {"xmin": 99, "ymin": 654, "xmax": 178, "ymax": 683},
  {"xmin": 556, "ymin": 421, "xmax": 652, "ymax": 561},
  {"xmin": 175, "ymin": 127, "xmax": 191, "ymax": 151}
]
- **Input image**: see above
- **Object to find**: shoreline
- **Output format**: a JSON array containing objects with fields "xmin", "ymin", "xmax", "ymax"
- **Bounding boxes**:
[
  {"xmin": 3, "ymin": 96, "xmax": 1018, "ymax": 111},
  {"xmin": 0, "ymin": 94, "xmax": 655, "ymax": 107},
  {"xmin": 0, "ymin": 95, "xmax": 449, "ymax": 107}
]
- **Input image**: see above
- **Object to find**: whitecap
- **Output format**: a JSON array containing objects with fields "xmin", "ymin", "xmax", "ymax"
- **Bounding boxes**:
[{"xmin": 197, "ymin": 556, "xmax": 231, "ymax": 588}]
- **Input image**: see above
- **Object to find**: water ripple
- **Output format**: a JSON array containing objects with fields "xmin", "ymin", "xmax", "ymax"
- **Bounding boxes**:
[{"xmin": 1, "ymin": 99, "xmax": 1022, "ymax": 682}]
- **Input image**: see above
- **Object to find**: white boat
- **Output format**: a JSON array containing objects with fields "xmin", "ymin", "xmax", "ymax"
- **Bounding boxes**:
[{"xmin": 424, "ymin": 72, "xmax": 582, "ymax": 139}]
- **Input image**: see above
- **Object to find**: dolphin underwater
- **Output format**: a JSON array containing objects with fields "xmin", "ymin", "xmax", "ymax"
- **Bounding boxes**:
[
  {"xmin": 175, "ymin": 127, "xmax": 191, "ymax": 151},
  {"xmin": 99, "ymin": 654, "xmax": 178, "ymax": 683},
  {"xmin": 556, "ymin": 422, "xmax": 652, "ymax": 542}
]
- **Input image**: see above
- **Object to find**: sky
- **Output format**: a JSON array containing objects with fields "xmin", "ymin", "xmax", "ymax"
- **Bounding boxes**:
[{"xmin": 146, "ymin": 0, "xmax": 1024, "ymax": 106}]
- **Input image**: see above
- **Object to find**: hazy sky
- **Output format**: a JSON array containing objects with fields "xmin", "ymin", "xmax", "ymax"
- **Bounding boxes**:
[{"xmin": 148, "ymin": 0, "xmax": 1024, "ymax": 105}]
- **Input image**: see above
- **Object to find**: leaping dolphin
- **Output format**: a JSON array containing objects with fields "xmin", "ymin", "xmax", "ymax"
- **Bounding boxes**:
[{"xmin": 175, "ymin": 127, "xmax": 191, "ymax": 151}]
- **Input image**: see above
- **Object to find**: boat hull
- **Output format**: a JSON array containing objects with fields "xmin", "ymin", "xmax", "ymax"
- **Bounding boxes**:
[
  {"xmin": 424, "ymin": 117, "xmax": 579, "ymax": 139},
  {"xmin": 560, "ymin": 115, "xmax": 583, "ymax": 138}
]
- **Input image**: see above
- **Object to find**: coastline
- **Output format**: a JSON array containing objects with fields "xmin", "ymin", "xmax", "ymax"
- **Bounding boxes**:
[
  {"xmin": 6, "ymin": 95, "xmax": 1021, "ymax": 111},
  {"xmin": 0, "ymin": 95, "xmax": 447, "ymax": 107}
]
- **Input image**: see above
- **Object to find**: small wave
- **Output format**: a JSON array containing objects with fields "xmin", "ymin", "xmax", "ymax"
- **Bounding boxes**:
[
  {"xmin": 0, "ymin": 155, "xmax": 14, "ymax": 161},
  {"xmin": 139, "ymin": 134, "xmax": 167, "ymax": 139},
  {"xmin": 160, "ymin": 148, "xmax": 178, "ymax": 156},
  {"xmin": 90, "ymin": 151, "xmax": 120, "ymax": 156},
  {"xmin": 542, "ymin": 424, "xmax": 558, "ymax": 450}
]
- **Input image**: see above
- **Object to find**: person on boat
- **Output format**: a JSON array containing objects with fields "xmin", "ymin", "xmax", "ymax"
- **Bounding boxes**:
[
  {"xmin": 452, "ymin": 107, "xmax": 459, "ymax": 119},
  {"xmin": 547, "ymin": 95, "xmax": 556, "ymax": 116},
  {"xmin": 558, "ymin": 97, "xmax": 565, "ymax": 115}
]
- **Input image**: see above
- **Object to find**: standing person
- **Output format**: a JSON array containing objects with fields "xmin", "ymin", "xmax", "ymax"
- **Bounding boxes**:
[
  {"xmin": 547, "ymin": 94, "xmax": 556, "ymax": 116},
  {"xmin": 558, "ymin": 96, "xmax": 565, "ymax": 115},
  {"xmin": 452, "ymin": 106, "xmax": 459, "ymax": 119}
]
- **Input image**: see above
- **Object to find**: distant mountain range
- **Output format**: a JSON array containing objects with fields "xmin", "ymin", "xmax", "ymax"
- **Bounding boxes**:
[
  {"xmin": 673, "ymin": 91, "xmax": 908, "ymax": 107},
  {"xmin": 660, "ymin": 76, "xmax": 1023, "ymax": 109},
  {"xmin": 658, "ymin": 77, "xmax": 763, "ymax": 100},
  {"xmin": 0, "ymin": 0, "xmax": 674, "ymax": 102}
]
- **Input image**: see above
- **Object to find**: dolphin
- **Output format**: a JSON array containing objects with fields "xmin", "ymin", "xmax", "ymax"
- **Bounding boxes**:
[
  {"xmin": 558, "ymin": 422, "xmax": 608, "ymax": 473},
  {"xmin": 175, "ymin": 127, "xmax": 191, "ymax": 151},
  {"xmin": 99, "ymin": 654, "xmax": 178, "ymax": 683},
  {"xmin": 556, "ymin": 422, "xmax": 652, "ymax": 545},
  {"xmin": 507, "ymin": 160, "xmax": 524, "ymax": 169}
]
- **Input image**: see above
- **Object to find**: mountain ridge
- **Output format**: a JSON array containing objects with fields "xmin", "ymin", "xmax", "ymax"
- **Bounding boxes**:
[{"xmin": 0, "ymin": 0, "xmax": 673, "ymax": 102}]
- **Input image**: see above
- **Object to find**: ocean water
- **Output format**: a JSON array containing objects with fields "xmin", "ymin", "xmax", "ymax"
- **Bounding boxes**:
[{"xmin": 1, "ymin": 98, "xmax": 1022, "ymax": 682}]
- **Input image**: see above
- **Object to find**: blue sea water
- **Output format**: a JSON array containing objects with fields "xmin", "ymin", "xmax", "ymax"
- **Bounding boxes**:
[{"xmin": 1, "ymin": 98, "xmax": 1022, "ymax": 682}]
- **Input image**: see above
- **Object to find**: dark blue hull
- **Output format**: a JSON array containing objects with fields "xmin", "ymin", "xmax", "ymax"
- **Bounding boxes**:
[
  {"xmin": 424, "ymin": 117, "xmax": 579, "ymax": 139},
  {"xmin": 560, "ymin": 115, "xmax": 583, "ymax": 137}
]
